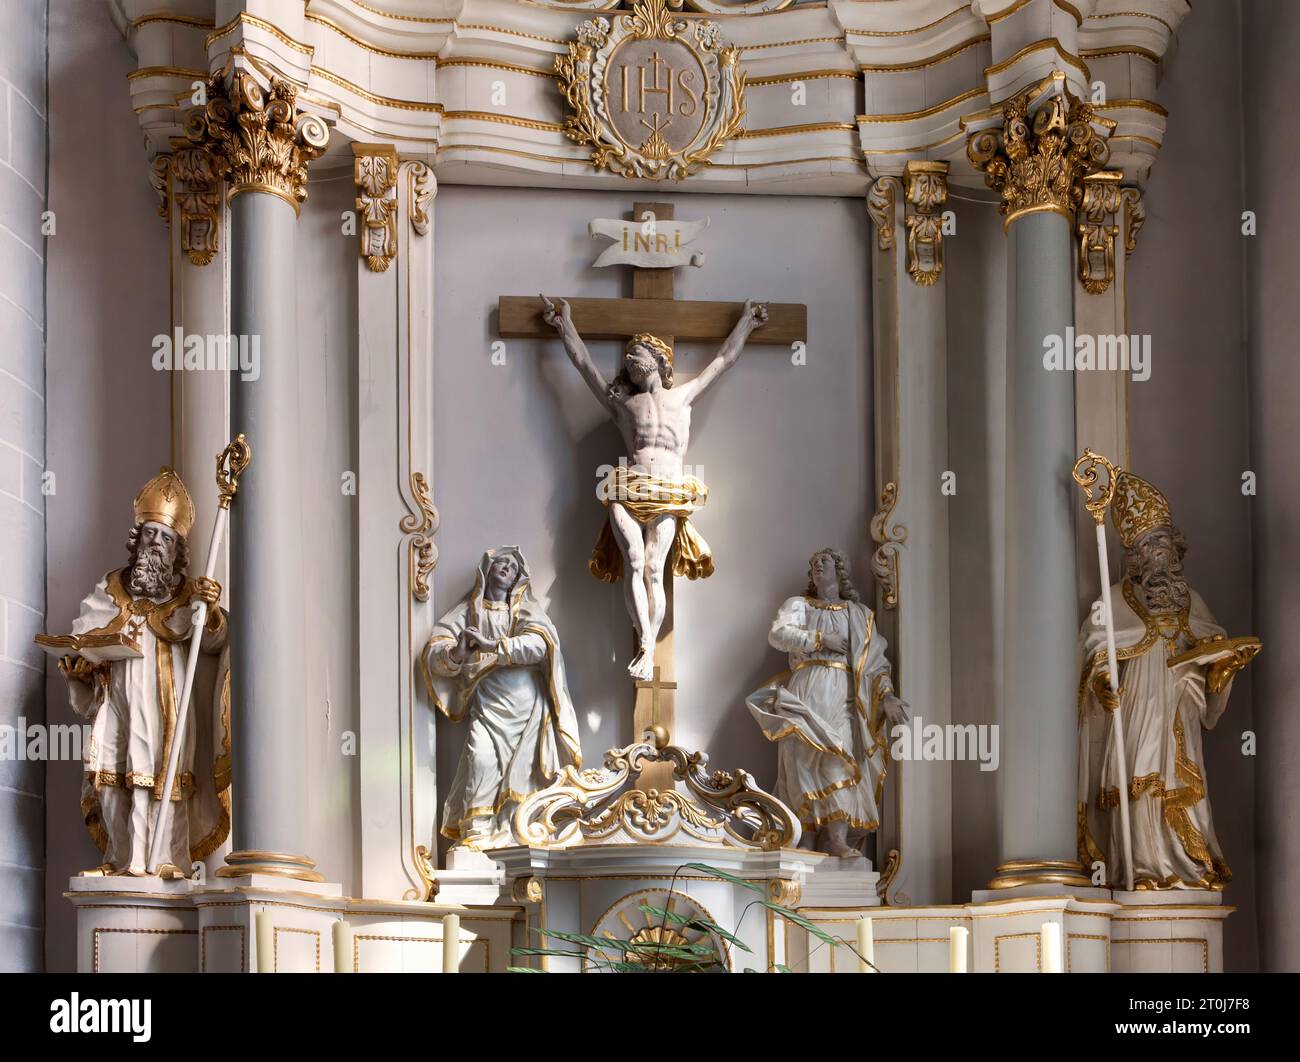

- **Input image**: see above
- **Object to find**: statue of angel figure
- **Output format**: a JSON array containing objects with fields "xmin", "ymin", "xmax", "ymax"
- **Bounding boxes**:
[
  {"xmin": 746, "ymin": 549, "xmax": 908, "ymax": 858},
  {"xmin": 420, "ymin": 547, "xmax": 583, "ymax": 850},
  {"xmin": 542, "ymin": 294, "xmax": 768, "ymax": 681}
]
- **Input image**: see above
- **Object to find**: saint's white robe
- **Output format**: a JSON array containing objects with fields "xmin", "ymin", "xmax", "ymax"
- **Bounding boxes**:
[
  {"xmin": 746, "ymin": 596, "xmax": 894, "ymax": 834},
  {"xmin": 1077, "ymin": 580, "xmax": 1236, "ymax": 889},
  {"xmin": 421, "ymin": 550, "xmax": 581, "ymax": 849},
  {"xmin": 65, "ymin": 568, "xmax": 231, "ymax": 873}
]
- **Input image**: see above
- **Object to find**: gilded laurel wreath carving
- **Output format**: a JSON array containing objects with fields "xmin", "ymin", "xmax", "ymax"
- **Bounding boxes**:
[{"xmin": 554, "ymin": 0, "xmax": 746, "ymax": 181}]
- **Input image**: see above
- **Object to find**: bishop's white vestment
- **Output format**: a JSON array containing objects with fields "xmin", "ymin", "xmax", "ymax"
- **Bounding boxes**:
[
  {"xmin": 66, "ymin": 568, "xmax": 231, "ymax": 873},
  {"xmin": 1078, "ymin": 580, "xmax": 1236, "ymax": 890}
]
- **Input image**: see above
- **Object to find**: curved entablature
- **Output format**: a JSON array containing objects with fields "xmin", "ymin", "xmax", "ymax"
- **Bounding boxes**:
[{"xmin": 114, "ymin": 0, "xmax": 1188, "ymax": 196}]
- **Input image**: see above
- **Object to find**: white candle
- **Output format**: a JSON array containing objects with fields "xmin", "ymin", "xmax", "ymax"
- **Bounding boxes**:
[
  {"xmin": 333, "ymin": 919, "xmax": 353, "ymax": 974},
  {"xmin": 856, "ymin": 915, "xmax": 874, "ymax": 973},
  {"xmin": 442, "ymin": 912, "xmax": 461, "ymax": 974},
  {"xmin": 949, "ymin": 926, "xmax": 968, "ymax": 973},
  {"xmin": 255, "ymin": 910, "xmax": 274, "ymax": 974},
  {"xmin": 1040, "ymin": 921, "xmax": 1062, "ymax": 973}
]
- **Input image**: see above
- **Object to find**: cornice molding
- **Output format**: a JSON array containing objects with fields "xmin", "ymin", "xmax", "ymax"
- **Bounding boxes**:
[{"xmin": 117, "ymin": 0, "xmax": 1189, "ymax": 196}]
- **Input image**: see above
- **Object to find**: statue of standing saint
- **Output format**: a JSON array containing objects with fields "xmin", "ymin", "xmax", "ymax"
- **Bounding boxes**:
[
  {"xmin": 746, "ymin": 549, "xmax": 908, "ymax": 858},
  {"xmin": 420, "ymin": 547, "xmax": 583, "ymax": 850},
  {"xmin": 46, "ymin": 469, "xmax": 231, "ymax": 877},
  {"xmin": 1077, "ymin": 472, "xmax": 1259, "ymax": 890},
  {"xmin": 542, "ymin": 295, "xmax": 768, "ymax": 681}
]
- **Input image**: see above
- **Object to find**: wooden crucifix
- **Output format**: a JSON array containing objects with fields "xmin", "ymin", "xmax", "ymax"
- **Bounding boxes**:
[{"xmin": 498, "ymin": 203, "xmax": 806, "ymax": 789}]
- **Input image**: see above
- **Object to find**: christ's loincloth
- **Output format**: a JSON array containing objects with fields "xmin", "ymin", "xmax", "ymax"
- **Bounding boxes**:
[{"xmin": 589, "ymin": 465, "xmax": 714, "ymax": 582}]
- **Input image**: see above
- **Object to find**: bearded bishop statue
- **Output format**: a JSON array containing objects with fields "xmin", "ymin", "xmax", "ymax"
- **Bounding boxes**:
[
  {"xmin": 420, "ymin": 547, "xmax": 582, "ymax": 851},
  {"xmin": 48, "ymin": 469, "xmax": 231, "ymax": 877},
  {"xmin": 746, "ymin": 549, "xmax": 908, "ymax": 858},
  {"xmin": 1078, "ymin": 471, "xmax": 1260, "ymax": 891}
]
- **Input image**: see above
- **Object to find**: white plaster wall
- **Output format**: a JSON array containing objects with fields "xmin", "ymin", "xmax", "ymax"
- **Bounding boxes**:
[
  {"xmin": 0, "ymin": 0, "xmax": 47, "ymax": 973},
  {"xmin": 430, "ymin": 186, "xmax": 872, "ymax": 854},
  {"xmin": 43, "ymin": 0, "xmax": 169, "ymax": 971},
  {"xmin": 1127, "ymin": 0, "xmax": 1257, "ymax": 971},
  {"xmin": 1241, "ymin": 0, "xmax": 1300, "ymax": 974}
]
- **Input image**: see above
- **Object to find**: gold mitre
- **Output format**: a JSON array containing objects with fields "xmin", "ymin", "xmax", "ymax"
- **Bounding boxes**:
[
  {"xmin": 133, "ymin": 467, "xmax": 195, "ymax": 539},
  {"xmin": 1110, "ymin": 470, "xmax": 1173, "ymax": 549},
  {"xmin": 626, "ymin": 332, "xmax": 673, "ymax": 366}
]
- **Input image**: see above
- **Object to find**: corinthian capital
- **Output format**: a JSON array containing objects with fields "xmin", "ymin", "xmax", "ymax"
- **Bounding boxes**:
[
  {"xmin": 965, "ymin": 79, "xmax": 1114, "ymax": 230},
  {"xmin": 184, "ymin": 66, "xmax": 329, "ymax": 215}
]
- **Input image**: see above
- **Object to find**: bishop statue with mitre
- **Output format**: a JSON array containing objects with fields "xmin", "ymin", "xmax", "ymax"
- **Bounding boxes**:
[
  {"xmin": 48, "ymin": 469, "xmax": 232, "ymax": 877},
  {"xmin": 1077, "ymin": 470, "xmax": 1260, "ymax": 891}
]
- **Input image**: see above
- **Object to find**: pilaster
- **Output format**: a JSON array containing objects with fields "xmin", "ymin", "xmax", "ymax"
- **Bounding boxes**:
[{"xmin": 866, "ymin": 159, "xmax": 953, "ymax": 906}]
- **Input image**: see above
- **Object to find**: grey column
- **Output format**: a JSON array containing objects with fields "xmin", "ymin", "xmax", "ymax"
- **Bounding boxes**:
[
  {"xmin": 218, "ymin": 190, "xmax": 317, "ymax": 881},
  {"xmin": 995, "ymin": 209, "xmax": 1085, "ymax": 885}
]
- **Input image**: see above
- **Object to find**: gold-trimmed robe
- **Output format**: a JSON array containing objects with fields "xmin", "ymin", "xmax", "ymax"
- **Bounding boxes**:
[
  {"xmin": 64, "ymin": 568, "xmax": 231, "ymax": 872},
  {"xmin": 1077, "ymin": 580, "xmax": 1242, "ymax": 890},
  {"xmin": 420, "ymin": 549, "xmax": 582, "ymax": 848},
  {"xmin": 746, "ymin": 596, "xmax": 894, "ymax": 834}
]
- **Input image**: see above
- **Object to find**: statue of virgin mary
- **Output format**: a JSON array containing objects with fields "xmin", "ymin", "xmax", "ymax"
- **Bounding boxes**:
[{"xmin": 420, "ymin": 547, "xmax": 582, "ymax": 850}]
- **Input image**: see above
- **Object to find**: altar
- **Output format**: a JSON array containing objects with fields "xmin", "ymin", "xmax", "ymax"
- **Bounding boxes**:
[{"xmin": 19, "ymin": 0, "xmax": 1284, "ymax": 976}]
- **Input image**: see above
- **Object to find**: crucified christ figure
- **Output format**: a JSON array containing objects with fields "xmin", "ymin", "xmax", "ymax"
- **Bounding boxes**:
[{"xmin": 542, "ymin": 295, "xmax": 768, "ymax": 681}]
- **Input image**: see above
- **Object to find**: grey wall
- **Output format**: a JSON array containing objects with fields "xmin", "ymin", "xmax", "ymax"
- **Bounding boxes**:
[
  {"xmin": 43, "ymin": 0, "xmax": 169, "ymax": 971},
  {"xmin": 431, "ymin": 185, "xmax": 871, "ymax": 855},
  {"xmin": 1127, "ymin": 0, "xmax": 1257, "ymax": 971},
  {"xmin": 0, "ymin": 0, "xmax": 48, "ymax": 974},
  {"xmin": 1241, "ymin": 0, "xmax": 1300, "ymax": 974}
]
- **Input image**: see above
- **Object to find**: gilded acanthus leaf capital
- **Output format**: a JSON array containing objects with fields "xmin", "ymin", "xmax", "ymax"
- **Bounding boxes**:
[
  {"xmin": 966, "ymin": 81, "xmax": 1114, "ymax": 230},
  {"xmin": 184, "ymin": 67, "xmax": 329, "ymax": 215}
]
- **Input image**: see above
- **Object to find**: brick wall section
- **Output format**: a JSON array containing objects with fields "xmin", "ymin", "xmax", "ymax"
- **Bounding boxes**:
[{"xmin": 0, "ymin": 0, "xmax": 47, "ymax": 973}]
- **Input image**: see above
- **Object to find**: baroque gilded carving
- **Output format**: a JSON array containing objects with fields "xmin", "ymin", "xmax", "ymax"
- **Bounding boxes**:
[
  {"xmin": 407, "ymin": 161, "xmax": 435, "ymax": 236},
  {"xmin": 399, "ymin": 471, "xmax": 440, "ymax": 603},
  {"xmin": 870, "ymin": 481, "xmax": 907, "ymax": 610},
  {"xmin": 866, "ymin": 177, "xmax": 898, "ymax": 252},
  {"xmin": 965, "ymin": 79, "xmax": 1114, "ymax": 229},
  {"xmin": 1077, "ymin": 171, "xmax": 1123, "ymax": 294},
  {"xmin": 170, "ymin": 143, "xmax": 222, "ymax": 267},
  {"xmin": 903, "ymin": 161, "xmax": 948, "ymax": 287},
  {"xmin": 514, "ymin": 738, "xmax": 799, "ymax": 850},
  {"xmin": 554, "ymin": 0, "xmax": 745, "ymax": 180},
  {"xmin": 149, "ymin": 154, "xmax": 171, "ymax": 222},
  {"xmin": 1121, "ymin": 185, "xmax": 1144, "ymax": 257},
  {"xmin": 352, "ymin": 144, "xmax": 398, "ymax": 272},
  {"xmin": 184, "ymin": 60, "xmax": 329, "ymax": 215}
]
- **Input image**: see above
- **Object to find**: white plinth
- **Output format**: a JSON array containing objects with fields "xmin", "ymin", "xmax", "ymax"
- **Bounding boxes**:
[
  {"xmin": 65, "ymin": 874, "xmax": 497, "ymax": 973},
  {"xmin": 463, "ymin": 842, "xmax": 879, "ymax": 972}
]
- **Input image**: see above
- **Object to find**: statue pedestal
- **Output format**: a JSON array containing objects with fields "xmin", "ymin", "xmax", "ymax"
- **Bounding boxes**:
[
  {"xmin": 65, "ymin": 872, "xmax": 505, "ymax": 972},
  {"xmin": 453, "ymin": 842, "xmax": 881, "ymax": 973},
  {"xmin": 66, "ymin": 875, "xmax": 199, "ymax": 974},
  {"xmin": 1107, "ymin": 888, "xmax": 1230, "ymax": 973}
]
